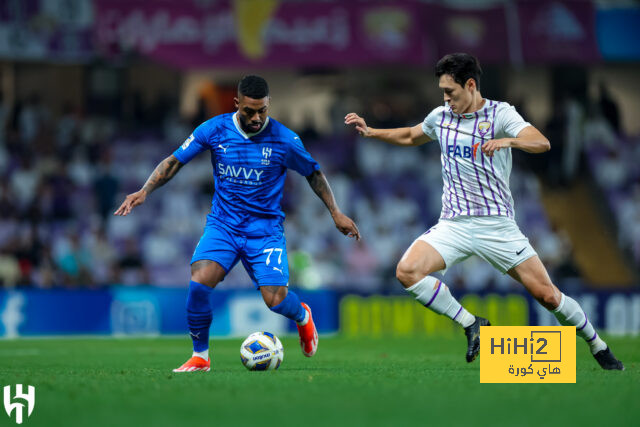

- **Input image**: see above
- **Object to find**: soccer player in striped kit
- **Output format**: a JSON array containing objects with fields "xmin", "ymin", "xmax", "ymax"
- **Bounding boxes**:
[{"xmin": 345, "ymin": 53, "xmax": 623, "ymax": 370}]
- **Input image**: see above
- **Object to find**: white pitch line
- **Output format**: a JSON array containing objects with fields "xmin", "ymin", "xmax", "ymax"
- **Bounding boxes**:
[{"xmin": 0, "ymin": 349, "xmax": 41, "ymax": 356}]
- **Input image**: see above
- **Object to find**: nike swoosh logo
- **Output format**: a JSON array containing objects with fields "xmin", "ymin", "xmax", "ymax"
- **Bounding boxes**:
[{"xmin": 516, "ymin": 247, "xmax": 526, "ymax": 255}]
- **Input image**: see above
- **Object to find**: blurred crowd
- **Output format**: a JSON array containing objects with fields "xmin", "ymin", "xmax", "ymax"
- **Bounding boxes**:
[
  {"xmin": 0, "ymin": 87, "xmax": 629, "ymax": 292},
  {"xmin": 540, "ymin": 84, "xmax": 640, "ymax": 266},
  {"xmin": 587, "ymin": 135, "xmax": 640, "ymax": 265}
]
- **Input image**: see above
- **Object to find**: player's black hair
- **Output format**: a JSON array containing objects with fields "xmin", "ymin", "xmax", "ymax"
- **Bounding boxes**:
[
  {"xmin": 238, "ymin": 75, "xmax": 269, "ymax": 99},
  {"xmin": 435, "ymin": 53, "xmax": 482, "ymax": 90}
]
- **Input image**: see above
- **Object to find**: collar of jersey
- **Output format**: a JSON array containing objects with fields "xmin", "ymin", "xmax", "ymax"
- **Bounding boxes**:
[
  {"xmin": 445, "ymin": 99, "xmax": 492, "ymax": 119},
  {"xmin": 233, "ymin": 112, "xmax": 270, "ymax": 139}
]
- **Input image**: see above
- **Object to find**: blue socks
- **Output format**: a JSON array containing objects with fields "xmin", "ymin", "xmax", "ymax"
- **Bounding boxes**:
[
  {"xmin": 269, "ymin": 290, "xmax": 306, "ymax": 323},
  {"xmin": 186, "ymin": 280, "xmax": 213, "ymax": 352},
  {"xmin": 187, "ymin": 284, "xmax": 304, "ymax": 352}
]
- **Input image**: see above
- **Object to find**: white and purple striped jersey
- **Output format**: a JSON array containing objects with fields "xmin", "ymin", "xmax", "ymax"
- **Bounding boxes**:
[{"xmin": 422, "ymin": 100, "xmax": 531, "ymax": 219}]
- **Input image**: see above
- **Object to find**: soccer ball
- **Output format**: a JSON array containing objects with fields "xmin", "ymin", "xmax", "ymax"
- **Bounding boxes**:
[{"xmin": 240, "ymin": 331, "xmax": 284, "ymax": 371}]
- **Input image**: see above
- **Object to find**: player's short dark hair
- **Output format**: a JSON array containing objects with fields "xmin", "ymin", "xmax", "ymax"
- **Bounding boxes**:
[
  {"xmin": 238, "ymin": 75, "xmax": 269, "ymax": 99},
  {"xmin": 435, "ymin": 53, "xmax": 482, "ymax": 90}
]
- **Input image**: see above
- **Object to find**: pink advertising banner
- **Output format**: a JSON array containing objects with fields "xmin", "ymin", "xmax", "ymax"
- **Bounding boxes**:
[
  {"xmin": 95, "ymin": 0, "xmax": 433, "ymax": 68},
  {"xmin": 94, "ymin": 0, "xmax": 600, "ymax": 68},
  {"xmin": 424, "ymin": 4, "xmax": 510, "ymax": 64}
]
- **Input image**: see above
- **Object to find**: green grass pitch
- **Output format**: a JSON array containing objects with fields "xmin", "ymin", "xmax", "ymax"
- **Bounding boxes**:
[{"xmin": 1, "ymin": 335, "xmax": 638, "ymax": 426}]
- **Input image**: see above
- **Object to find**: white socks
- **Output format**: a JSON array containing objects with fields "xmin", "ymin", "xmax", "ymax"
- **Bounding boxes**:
[
  {"xmin": 553, "ymin": 293, "xmax": 607, "ymax": 354},
  {"xmin": 406, "ymin": 276, "xmax": 475, "ymax": 328},
  {"xmin": 193, "ymin": 349, "xmax": 209, "ymax": 361},
  {"xmin": 406, "ymin": 279, "xmax": 606, "ymax": 354}
]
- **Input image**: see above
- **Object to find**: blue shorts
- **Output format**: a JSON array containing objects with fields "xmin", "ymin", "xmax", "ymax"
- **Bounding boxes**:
[{"xmin": 191, "ymin": 221, "xmax": 289, "ymax": 288}]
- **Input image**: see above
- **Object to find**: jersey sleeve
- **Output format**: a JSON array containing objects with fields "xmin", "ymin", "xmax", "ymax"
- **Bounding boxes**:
[
  {"xmin": 172, "ymin": 123, "xmax": 210, "ymax": 164},
  {"xmin": 499, "ymin": 104, "xmax": 531, "ymax": 138},
  {"xmin": 284, "ymin": 134, "xmax": 320, "ymax": 176},
  {"xmin": 421, "ymin": 108, "xmax": 441, "ymax": 140}
]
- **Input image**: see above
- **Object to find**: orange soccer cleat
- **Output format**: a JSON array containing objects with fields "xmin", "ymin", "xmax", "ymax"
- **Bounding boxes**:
[
  {"xmin": 172, "ymin": 355, "xmax": 210, "ymax": 372},
  {"xmin": 297, "ymin": 303, "xmax": 318, "ymax": 357}
]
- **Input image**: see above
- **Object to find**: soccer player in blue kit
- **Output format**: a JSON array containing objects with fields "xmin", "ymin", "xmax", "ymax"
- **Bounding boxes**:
[{"xmin": 115, "ymin": 76, "xmax": 360, "ymax": 372}]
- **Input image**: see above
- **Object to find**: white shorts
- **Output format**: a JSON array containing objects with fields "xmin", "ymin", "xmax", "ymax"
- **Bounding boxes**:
[{"xmin": 416, "ymin": 216, "xmax": 537, "ymax": 275}]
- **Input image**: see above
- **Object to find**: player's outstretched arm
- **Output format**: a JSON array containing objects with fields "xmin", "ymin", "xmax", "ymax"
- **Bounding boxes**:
[
  {"xmin": 114, "ymin": 154, "xmax": 184, "ymax": 216},
  {"xmin": 482, "ymin": 126, "xmax": 550, "ymax": 157},
  {"xmin": 344, "ymin": 112, "xmax": 430, "ymax": 146},
  {"xmin": 305, "ymin": 170, "xmax": 360, "ymax": 241}
]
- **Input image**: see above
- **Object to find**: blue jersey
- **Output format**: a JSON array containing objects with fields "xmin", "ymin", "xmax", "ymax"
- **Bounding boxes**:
[{"xmin": 173, "ymin": 113, "xmax": 320, "ymax": 237}]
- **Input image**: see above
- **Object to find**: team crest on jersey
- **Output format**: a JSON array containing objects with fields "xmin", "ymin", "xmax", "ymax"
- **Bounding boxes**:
[
  {"xmin": 477, "ymin": 121, "xmax": 491, "ymax": 136},
  {"xmin": 262, "ymin": 146, "xmax": 272, "ymax": 165}
]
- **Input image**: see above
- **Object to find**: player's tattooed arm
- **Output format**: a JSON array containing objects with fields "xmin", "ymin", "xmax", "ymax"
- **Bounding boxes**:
[
  {"xmin": 114, "ymin": 155, "xmax": 184, "ymax": 216},
  {"xmin": 306, "ymin": 170, "xmax": 360, "ymax": 240},
  {"xmin": 306, "ymin": 170, "xmax": 339, "ymax": 214},
  {"xmin": 141, "ymin": 155, "xmax": 184, "ymax": 195}
]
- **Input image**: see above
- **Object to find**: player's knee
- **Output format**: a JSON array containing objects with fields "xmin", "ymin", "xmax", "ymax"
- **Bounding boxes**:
[
  {"xmin": 265, "ymin": 296, "xmax": 281, "ymax": 309},
  {"xmin": 396, "ymin": 260, "xmax": 422, "ymax": 288},
  {"xmin": 262, "ymin": 286, "xmax": 287, "ymax": 308},
  {"xmin": 536, "ymin": 287, "xmax": 561, "ymax": 310},
  {"xmin": 190, "ymin": 272, "xmax": 215, "ymax": 288},
  {"xmin": 190, "ymin": 260, "xmax": 224, "ymax": 288}
]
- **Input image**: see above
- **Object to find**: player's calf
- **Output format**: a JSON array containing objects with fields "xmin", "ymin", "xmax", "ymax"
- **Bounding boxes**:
[
  {"xmin": 551, "ymin": 292, "xmax": 625, "ymax": 369},
  {"xmin": 405, "ymin": 275, "xmax": 487, "ymax": 362},
  {"xmin": 265, "ymin": 288, "xmax": 318, "ymax": 357},
  {"xmin": 186, "ymin": 280, "xmax": 213, "ymax": 359},
  {"xmin": 406, "ymin": 276, "xmax": 476, "ymax": 328},
  {"xmin": 266, "ymin": 288, "xmax": 306, "ymax": 322}
]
